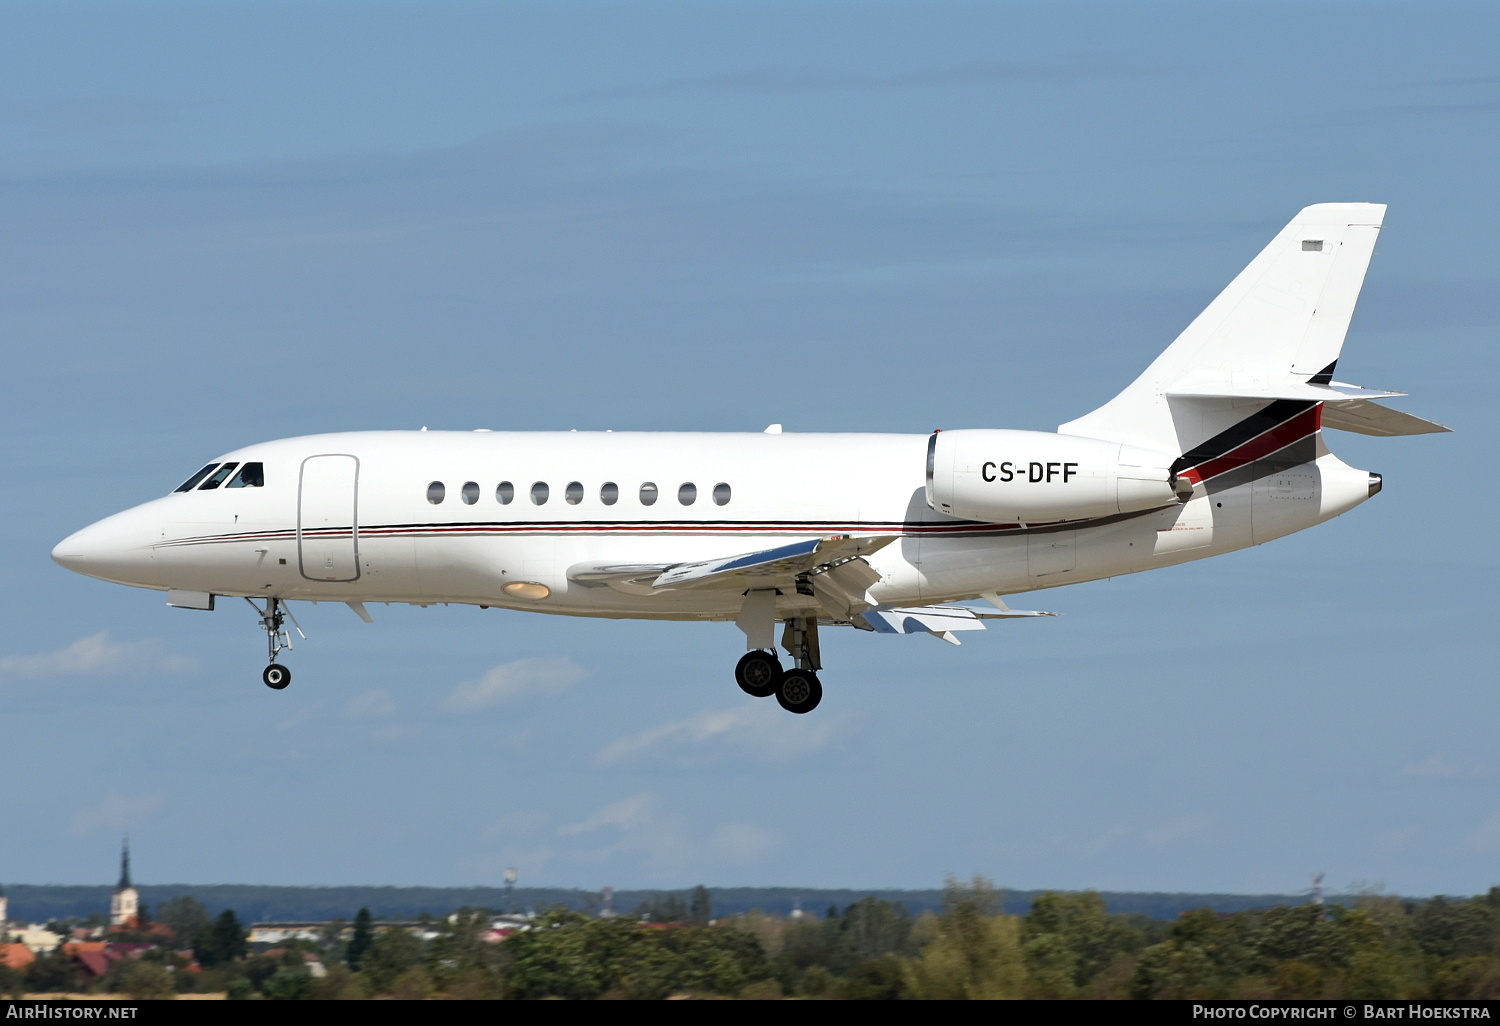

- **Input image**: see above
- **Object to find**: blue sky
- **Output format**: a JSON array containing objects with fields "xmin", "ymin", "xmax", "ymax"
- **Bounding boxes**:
[{"xmin": 1, "ymin": 1, "xmax": 1495, "ymax": 898}]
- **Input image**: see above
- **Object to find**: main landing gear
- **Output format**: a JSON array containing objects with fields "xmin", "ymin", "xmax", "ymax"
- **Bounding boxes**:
[
  {"xmin": 733, "ymin": 615, "xmax": 823, "ymax": 714},
  {"xmin": 247, "ymin": 597, "xmax": 302, "ymax": 690}
]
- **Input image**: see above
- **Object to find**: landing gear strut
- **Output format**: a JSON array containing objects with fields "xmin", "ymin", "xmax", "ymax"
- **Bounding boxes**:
[
  {"xmin": 776, "ymin": 616, "xmax": 822, "ymax": 714},
  {"xmin": 247, "ymin": 597, "xmax": 301, "ymax": 690},
  {"xmin": 732, "ymin": 590, "xmax": 825, "ymax": 713}
]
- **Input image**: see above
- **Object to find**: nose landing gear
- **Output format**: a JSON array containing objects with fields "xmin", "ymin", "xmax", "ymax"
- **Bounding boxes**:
[{"xmin": 247, "ymin": 597, "xmax": 302, "ymax": 690}]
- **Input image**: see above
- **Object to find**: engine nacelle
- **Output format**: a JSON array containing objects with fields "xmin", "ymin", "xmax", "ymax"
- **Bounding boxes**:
[{"xmin": 925, "ymin": 429, "xmax": 1183, "ymax": 523}]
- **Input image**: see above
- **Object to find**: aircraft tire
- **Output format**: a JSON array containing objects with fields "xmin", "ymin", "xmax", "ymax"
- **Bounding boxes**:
[
  {"xmin": 735, "ymin": 650, "xmax": 782, "ymax": 698},
  {"xmin": 776, "ymin": 670, "xmax": 822, "ymax": 714},
  {"xmin": 263, "ymin": 663, "xmax": 292, "ymax": 690}
]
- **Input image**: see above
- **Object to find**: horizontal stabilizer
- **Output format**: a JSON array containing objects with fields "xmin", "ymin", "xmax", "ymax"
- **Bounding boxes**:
[
  {"xmin": 855, "ymin": 603, "xmax": 1057, "ymax": 636},
  {"xmin": 1320, "ymin": 399, "xmax": 1451, "ymax": 436},
  {"xmin": 1167, "ymin": 381, "xmax": 1403, "ymax": 402},
  {"xmin": 1165, "ymin": 378, "xmax": 1450, "ymax": 436}
]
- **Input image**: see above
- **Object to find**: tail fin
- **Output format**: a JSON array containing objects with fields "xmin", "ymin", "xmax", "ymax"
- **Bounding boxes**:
[{"xmin": 1059, "ymin": 203, "xmax": 1386, "ymax": 454}]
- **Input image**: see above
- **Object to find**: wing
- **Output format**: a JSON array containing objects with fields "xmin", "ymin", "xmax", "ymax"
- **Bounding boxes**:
[
  {"xmin": 653, "ymin": 535, "xmax": 893, "ymax": 590},
  {"xmin": 567, "ymin": 535, "xmax": 896, "ymax": 601}
]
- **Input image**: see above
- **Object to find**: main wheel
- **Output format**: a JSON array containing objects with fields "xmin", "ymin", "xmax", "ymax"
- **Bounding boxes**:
[
  {"xmin": 262, "ymin": 663, "xmax": 291, "ymax": 690},
  {"xmin": 734, "ymin": 650, "xmax": 782, "ymax": 698},
  {"xmin": 776, "ymin": 669, "xmax": 822, "ymax": 714}
]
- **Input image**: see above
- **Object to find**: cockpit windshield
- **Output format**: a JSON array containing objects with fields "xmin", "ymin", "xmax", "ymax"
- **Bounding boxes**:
[
  {"xmin": 198, "ymin": 463, "xmax": 239, "ymax": 490},
  {"xmin": 172, "ymin": 461, "xmax": 266, "ymax": 494},
  {"xmin": 226, "ymin": 462, "xmax": 264, "ymax": 488},
  {"xmin": 174, "ymin": 464, "xmax": 219, "ymax": 492}
]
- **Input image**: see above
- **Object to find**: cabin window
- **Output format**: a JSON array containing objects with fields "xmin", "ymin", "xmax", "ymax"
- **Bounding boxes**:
[
  {"xmin": 198, "ymin": 463, "xmax": 239, "ymax": 490},
  {"xmin": 427, "ymin": 481, "xmax": 446, "ymax": 504},
  {"xmin": 531, "ymin": 481, "xmax": 549, "ymax": 505},
  {"xmin": 600, "ymin": 482, "xmax": 619, "ymax": 505},
  {"xmin": 713, "ymin": 482, "xmax": 731, "ymax": 505},
  {"xmin": 565, "ymin": 481, "xmax": 584, "ymax": 505},
  {"xmin": 678, "ymin": 482, "xmax": 697, "ymax": 505},
  {"xmin": 461, "ymin": 481, "xmax": 480, "ymax": 505},
  {"xmin": 174, "ymin": 464, "xmax": 219, "ymax": 493},
  {"xmin": 496, "ymin": 481, "xmax": 514, "ymax": 504},
  {"xmin": 226, "ymin": 462, "xmax": 264, "ymax": 488},
  {"xmin": 639, "ymin": 482, "xmax": 658, "ymax": 506}
]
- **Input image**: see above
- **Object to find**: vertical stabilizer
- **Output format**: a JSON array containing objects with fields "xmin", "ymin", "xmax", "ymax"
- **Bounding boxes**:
[{"xmin": 1059, "ymin": 203, "xmax": 1386, "ymax": 454}]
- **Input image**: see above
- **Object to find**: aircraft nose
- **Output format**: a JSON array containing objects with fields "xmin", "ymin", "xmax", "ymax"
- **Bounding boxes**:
[
  {"xmin": 52, "ymin": 508, "xmax": 161, "ymax": 586},
  {"xmin": 52, "ymin": 521, "xmax": 120, "ymax": 576}
]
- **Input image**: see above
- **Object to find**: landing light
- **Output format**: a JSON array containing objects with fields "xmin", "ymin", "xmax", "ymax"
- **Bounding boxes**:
[{"xmin": 502, "ymin": 581, "xmax": 551, "ymax": 601}]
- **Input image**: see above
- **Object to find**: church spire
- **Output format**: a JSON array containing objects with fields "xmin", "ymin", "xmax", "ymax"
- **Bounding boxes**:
[{"xmin": 110, "ymin": 836, "xmax": 139, "ymax": 928}]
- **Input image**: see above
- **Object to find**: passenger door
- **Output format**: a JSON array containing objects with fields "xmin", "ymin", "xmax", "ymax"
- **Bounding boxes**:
[{"xmin": 298, "ymin": 454, "xmax": 360, "ymax": 582}]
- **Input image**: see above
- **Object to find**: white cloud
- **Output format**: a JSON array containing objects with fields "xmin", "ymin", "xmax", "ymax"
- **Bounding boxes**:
[
  {"xmin": 1403, "ymin": 754, "xmax": 1489, "ymax": 779},
  {"xmin": 69, "ymin": 791, "xmax": 162, "ymax": 838},
  {"xmin": 441, "ymin": 656, "xmax": 586, "ymax": 712},
  {"xmin": 594, "ymin": 702, "xmax": 846, "ymax": 767},
  {"xmin": 559, "ymin": 793, "xmax": 657, "ymax": 837},
  {"xmin": 0, "ymin": 632, "xmax": 198, "ymax": 680},
  {"xmin": 343, "ymin": 689, "xmax": 397, "ymax": 719},
  {"xmin": 277, "ymin": 703, "xmax": 324, "ymax": 731},
  {"xmin": 556, "ymin": 793, "xmax": 782, "ymax": 876}
]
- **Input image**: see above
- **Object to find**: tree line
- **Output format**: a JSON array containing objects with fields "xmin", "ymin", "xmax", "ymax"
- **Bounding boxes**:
[
  {"xmin": 6, "ymin": 879, "xmax": 1500, "ymax": 998},
  {"xmin": 0, "ymin": 882, "xmax": 1350, "ymax": 923}
]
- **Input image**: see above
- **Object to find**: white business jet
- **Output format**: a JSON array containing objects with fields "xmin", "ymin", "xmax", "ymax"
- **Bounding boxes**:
[{"xmin": 53, "ymin": 204, "xmax": 1446, "ymax": 713}]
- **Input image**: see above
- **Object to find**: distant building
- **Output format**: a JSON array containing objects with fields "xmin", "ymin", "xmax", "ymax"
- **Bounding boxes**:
[
  {"xmin": 14, "ymin": 926, "xmax": 62, "ymax": 955},
  {"xmin": 248, "ymin": 920, "xmax": 434, "ymax": 945},
  {"xmin": 0, "ymin": 883, "xmax": 8, "ymax": 930},
  {"xmin": 109, "ymin": 838, "xmax": 139, "ymax": 928},
  {"xmin": 247, "ymin": 923, "xmax": 325, "ymax": 944},
  {"xmin": 0, "ymin": 942, "xmax": 34, "ymax": 971}
]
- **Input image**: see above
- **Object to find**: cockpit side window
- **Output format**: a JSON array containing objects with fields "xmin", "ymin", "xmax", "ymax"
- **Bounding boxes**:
[
  {"xmin": 198, "ymin": 462, "xmax": 239, "ymax": 490},
  {"xmin": 174, "ymin": 464, "xmax": 219, "ymax": 493},
  {"xmin": 226, "ymin": 462, "xmax": 264, "ymax": 488}
]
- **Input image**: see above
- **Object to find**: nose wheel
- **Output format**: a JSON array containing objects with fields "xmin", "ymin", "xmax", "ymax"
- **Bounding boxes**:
[{"xmin": 247, "ymin": 597, "xmax": 303, "ymax": 690}]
